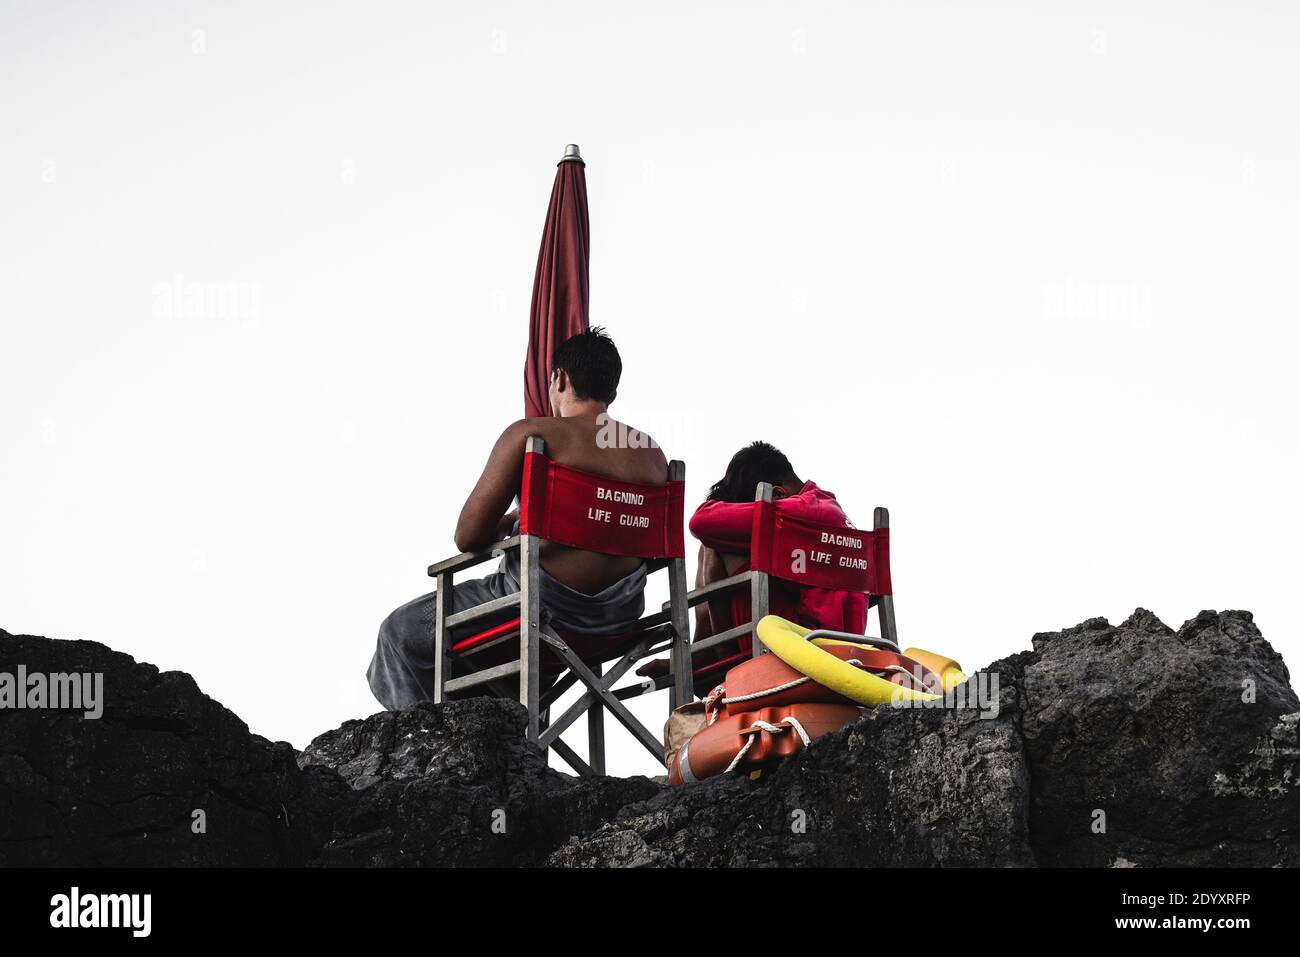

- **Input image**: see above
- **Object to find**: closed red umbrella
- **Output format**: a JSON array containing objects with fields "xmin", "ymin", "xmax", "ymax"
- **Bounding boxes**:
[{"xmin": 524, "ymin": 144, "xmax": 590, "ymax": 419}]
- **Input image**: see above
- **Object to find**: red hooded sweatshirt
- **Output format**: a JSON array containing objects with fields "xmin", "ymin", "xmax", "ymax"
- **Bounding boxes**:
[{"xmin": 688, "ymin": 480, "xmax": 868, "ymax": 652}]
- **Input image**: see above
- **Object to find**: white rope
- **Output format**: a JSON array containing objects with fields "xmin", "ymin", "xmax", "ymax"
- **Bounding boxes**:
[
  {"xmin": 779, "ymin": 715, "xmax": 813, "ymax": 746},
  {"xmin": 722, "ymin": 674, "xmax": 811, "ymax": 704},
  {"xmin": 723, "ymin": 716, "xmax": 814, "ymax": 774},
  {"xmin": 723, "ymin": 733, "xmax": 758, "ymax": 774},
  {"xmin": 704, "ymin": 684, "xmax": 726, "ymax": 725},
  {"xmin": 881, "ymin": 664, "xmax": 930, "ymax": 691}
]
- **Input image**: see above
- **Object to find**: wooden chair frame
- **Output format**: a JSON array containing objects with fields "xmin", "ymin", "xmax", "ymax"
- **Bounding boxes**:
[{"xmin": 425, "ymin": 437, "xmax": 692, "ymax": 776}]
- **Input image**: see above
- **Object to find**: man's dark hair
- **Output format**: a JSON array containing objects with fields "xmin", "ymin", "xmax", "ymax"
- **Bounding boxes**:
[
  {"xmin": 707, "ymin": 441, "xmax": 801, "ymax": 503},
  {"xmin": 551, "ymin": 326, "xmax": 621, "ymax": 404}
]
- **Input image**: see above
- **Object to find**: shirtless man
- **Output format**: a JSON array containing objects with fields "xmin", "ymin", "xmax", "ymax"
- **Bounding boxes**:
[{"xmin": 367, "ymin": 328, "xmax": 667, "ymax": 710}]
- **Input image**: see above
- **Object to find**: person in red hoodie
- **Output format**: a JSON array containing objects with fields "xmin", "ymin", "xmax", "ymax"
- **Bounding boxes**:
[{"xmin": 638, "ymin": 441, "xmax": 867, "ymax": 683}]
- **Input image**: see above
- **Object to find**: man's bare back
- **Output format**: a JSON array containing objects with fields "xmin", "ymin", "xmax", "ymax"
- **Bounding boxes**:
[
  {"xmin": 455, "ymin": 412, "xmax": 667, "ymax": 594},
  {"xmin": 529, "ymin": 413, "xmax": 667, "ymax": 592}
]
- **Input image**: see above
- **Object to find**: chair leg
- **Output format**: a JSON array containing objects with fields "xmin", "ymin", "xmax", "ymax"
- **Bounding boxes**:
[
  {"xmin": 878, "ymin": 594, "xmax": 899, "ymax": 648},
  {"xmin": 873, "ymin": 506, "xmax": 898, "ymax": 647},
  {"xmin": 519, "ymin": 534, "xmax": 542, "ymax": 743},
  {"xmin": 751, "ymin": 482, "xmax": 774, "ymax": 658},
  {"xmin": 538, "ymin": 634, "xmax": 656, "ymax": 748},
  {"xmin": 491, "ymin": 680, "xmax": 593, "ymax": 774},
  {"xmin": 433, "ymin": 571, "xmax": 452, "ymax": 703},
  {"xmin": 540, "ymin": 627, "xmax": 666, "ymax": 765},
  {"xmin": 587, "ymin": 662, "xmax": 606, "ymax": 775},
  {"xmin": 751, "ymin": 570, "xmax": 769, "ymax": 658},
  {"xmin": 551, "ymin": 738, "xmax": 594, "ymax": 776},
  {"xmin": 666, "ymin": 551, "xmax": 692, "ymax": 709}
]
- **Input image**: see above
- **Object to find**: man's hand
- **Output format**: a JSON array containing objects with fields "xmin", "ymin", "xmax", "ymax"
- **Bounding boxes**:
[
  {"xmin": 494, "ymin": 508, "xmax": 520, "ymax": 541},
  {"xmin": 635, "ymin": 658, "xmax": 671, "ymax": 679}
]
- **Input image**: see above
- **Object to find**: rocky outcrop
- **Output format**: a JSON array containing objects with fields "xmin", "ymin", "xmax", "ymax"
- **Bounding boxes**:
[
  {"xmin": 0, "ymin": 632, "xmax": 350, "ymax": 866},
  {"xmin": 3, "ymin": 609, "xmax": 1297, "ymax": 867},
  {"xmin": 1020, "ymin": 609, "xmax": 1300, "ymax": 867},
  {"xmin": 297, "ymin": 701, "xmax": 659, "ymax": 866}
]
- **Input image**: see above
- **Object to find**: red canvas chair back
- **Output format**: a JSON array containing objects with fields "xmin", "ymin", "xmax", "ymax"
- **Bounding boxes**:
[
  {"xmin": 448, "ymin": 448, "xmax": 687, "ymax": 668},
  {"xmin": 689, "ymin": 488, "xmax": 897, "ymax": 688},
  {"xmin": 519, "ymin": 450, "xmax": 686, "ymax": 562},
  {"xmin": 749, "ymin": 500, "xmax": 891, "ymax": 596}
]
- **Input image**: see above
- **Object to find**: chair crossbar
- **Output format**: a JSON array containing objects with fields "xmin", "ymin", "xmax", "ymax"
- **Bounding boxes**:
[
  {"xmin": 669, "ymin": 570, "xmax": 755, "ymax": 609},
  {"xmin": 445, "ymin": 592, "xmax": 521, "ymax": 629},
  {"xmin": 444, "ymin": 658, "xmax": 522, "ymax": 694},
  {"xmin": 427, "ymin": 537, "xmax": 521, "ymax": 578},
  {"xmin": 453, "ymin": 629, "xmax": 520, "ymax": 659},
  {"xmin": 539, "ymin": 627, "xmax": 666, "ymax": 763},
  {"xmin": 537, "ymin": 632, "xmax": 659, "ymax": 748},
  {"xmin": 550, "ymin": 738, "xmax": 594, "ymax": 776},
  {"xmin": 691, "ymin": 622, "xmax": 755, "ymax": 654}
]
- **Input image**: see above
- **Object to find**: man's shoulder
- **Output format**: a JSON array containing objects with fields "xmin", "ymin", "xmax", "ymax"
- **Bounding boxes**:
[
  {"xmin": 563, "ymin": 417, "xmax": 669, "ymax": 483},
  {"xmin": 500, "ymin": 416, "xmax": 560, "ymax": 445},
  {"xmin": 618, "ymin": 421, "xmax": 670, "ymax": 476}
]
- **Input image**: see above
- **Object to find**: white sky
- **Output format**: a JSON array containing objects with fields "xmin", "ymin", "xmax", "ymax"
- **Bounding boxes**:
[{"xmin": 3, "ymin": 1, "xmax": 1297, "ymax": 775}]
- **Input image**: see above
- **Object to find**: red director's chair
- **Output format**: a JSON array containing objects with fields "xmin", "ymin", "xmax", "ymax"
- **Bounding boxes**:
[
  {"xmin": 425, "ymin": 436, "xmax": 693, "ymax": 776},
  {"xmin": 673, "ymin": 481, "xmax": 898, "ymax": 692}
]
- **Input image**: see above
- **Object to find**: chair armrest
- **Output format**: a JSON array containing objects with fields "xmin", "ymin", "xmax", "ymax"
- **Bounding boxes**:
[
  {"xmin": 662, "ymin": 570, "xmax": 756, "ymax": 611},
  {"xmin": 427, "ymin": 536, "xmax": 521, "ymax": 578}
]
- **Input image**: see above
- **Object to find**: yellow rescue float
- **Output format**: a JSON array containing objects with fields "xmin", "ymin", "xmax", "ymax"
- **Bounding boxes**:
[{"xmin": 668, "ymin": 615, "xmax": 971, "ymax": 785}]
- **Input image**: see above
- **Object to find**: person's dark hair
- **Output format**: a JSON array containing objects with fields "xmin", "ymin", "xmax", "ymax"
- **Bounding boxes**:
[
  {"xmin": 707, "ymin": 441, "xmax": 801, "ymax": 503},
  {"xmin": 551, "ymin": 326, "xmax": 621, "ymax": 404}
]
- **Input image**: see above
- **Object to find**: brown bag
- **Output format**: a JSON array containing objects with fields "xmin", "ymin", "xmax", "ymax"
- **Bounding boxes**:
[{"xmin": 662, "ymin": 700, "xmax": 708, "ymax": 767}]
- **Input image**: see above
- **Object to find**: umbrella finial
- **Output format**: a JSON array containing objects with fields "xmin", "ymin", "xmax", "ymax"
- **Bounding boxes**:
[{"xmin": 560, "ymin": 143, "xmax": 583, "ymax": 163}]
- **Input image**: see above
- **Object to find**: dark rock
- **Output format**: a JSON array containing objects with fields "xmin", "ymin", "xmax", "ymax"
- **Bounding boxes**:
[
  {"xmin": 0, "ymin": 630, "xmax": 351, "ymax": 866},
  {"xmin": 4, "ymin": 608, "xmax": 1298, "ymax": 867},
  {"xmin": 1017, "ymin": 608, "xmax": 1300, "ymax": 866},
  {"xmin": 299, "ymin": 700, "xmax": 659, "ymax": 866}
]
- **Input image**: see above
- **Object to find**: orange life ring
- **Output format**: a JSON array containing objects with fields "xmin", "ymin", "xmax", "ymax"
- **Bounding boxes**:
[
  {"xmin": 716, "ymin": 644, "xmax": 940, "ymax": 717},
  {"xmin": 668, "ymin": 702, "xmax": 864, "ymax": 784},
  {"xmin": 669, "ymin": 635, "xmax": 946, "ymax": 784}
]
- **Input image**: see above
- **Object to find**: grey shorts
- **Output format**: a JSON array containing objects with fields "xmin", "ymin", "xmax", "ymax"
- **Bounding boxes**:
[{"xmin": 366, "ymin": 550, "xmax": 647, "ymax": 710}]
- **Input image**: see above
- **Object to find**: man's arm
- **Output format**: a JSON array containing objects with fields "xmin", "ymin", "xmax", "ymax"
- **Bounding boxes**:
[
  {"xmin": 688, "ymin": 498, "xmax": 757, "ymax": 553},
  {"xmin": 454, "ymin": 421, "xmax": 532, "ymax": 553},
  {"xmin": 699, "ymin": 545, "xmax": 736, "ymax": 644},
  {"xmin": 635, "ymin": 544, "xmax": 736, "ymax": 679},
  {"xmin": 690, "ymin": 485, "xmax": 824, "ymax": 553},
  {"xmin": 693, "ymin": 543, "xmax": 715, "ymax": 640}
]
